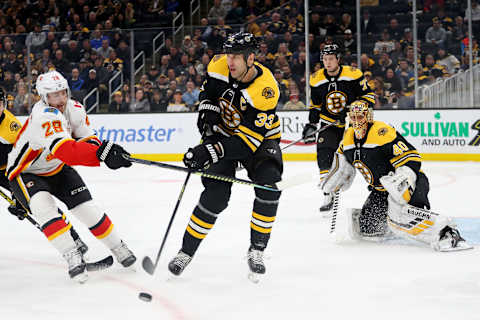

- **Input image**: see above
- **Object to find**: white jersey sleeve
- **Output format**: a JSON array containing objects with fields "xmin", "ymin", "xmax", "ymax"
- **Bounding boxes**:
[{"xmin": 65, "ymin": 100, "xmax": 97, "ymax": 142}]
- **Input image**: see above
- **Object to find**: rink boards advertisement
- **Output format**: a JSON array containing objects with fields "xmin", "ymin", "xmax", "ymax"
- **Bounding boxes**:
[{"xmin": 17, "ymin": 109, "xmax": 480, "ymax": 161}]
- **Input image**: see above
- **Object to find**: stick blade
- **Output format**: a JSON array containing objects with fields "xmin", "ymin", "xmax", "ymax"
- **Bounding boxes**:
[{"xmin": 142, "ymin": 256, "xmax": 156, "ymax": 275}]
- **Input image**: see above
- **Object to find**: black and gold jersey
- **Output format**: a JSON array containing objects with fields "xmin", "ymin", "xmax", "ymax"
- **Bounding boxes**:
[
  {"xmin": 0, "ymin": 109, "xmax": 22, "ymax": 169},
  {"xmin": 200, "ymin": 54, "xmax": 281, "ymax": 154},
  {"xmin": 337, "ymin": 121, "xmax": 422, "ymax": 191},
  {"xmin": 309, "ymin": 65, "xmax": 375, "ymax": 128}
]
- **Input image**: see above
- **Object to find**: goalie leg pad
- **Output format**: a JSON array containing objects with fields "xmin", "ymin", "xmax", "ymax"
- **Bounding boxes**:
[{"xmin": 322, "ymin": 153, "xmax": 356, "ymax": 193}]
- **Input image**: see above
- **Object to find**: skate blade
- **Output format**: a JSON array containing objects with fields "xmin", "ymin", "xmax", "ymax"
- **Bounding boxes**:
[
  {"xmin": 437, "ymin": 241, "xmax": 474, "ymax": 252},
  {"xmin": 74, "ymin": 272, "xmax": 89, "ymax": 284},
  {"xmin": 248, "ymin": 271, "xmax": 264, "ymax": 284}
]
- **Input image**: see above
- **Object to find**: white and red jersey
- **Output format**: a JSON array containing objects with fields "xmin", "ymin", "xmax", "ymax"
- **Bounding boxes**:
[{"xmin": 7, "ymin": 99, "xmax": 102, "ymax": 180}]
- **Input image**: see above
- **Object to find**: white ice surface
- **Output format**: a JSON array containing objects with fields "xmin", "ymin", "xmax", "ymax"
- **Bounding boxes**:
[{"xmin": 1, "ymin": 161, "xmax": 479, "ymax": 320}]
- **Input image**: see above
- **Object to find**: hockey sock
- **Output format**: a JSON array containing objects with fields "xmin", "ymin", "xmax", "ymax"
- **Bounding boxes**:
[
  {"xmin": 181, "ymin": 203, "xmax": 217, "ymax": 256},
  {"xmin": 70, "ymin": 200, "xmax": 121, "ymax": 249},
  {"xmin": 41, "ymin": 216, "xmax": 76, "ymax": 253},
  {"xmin": 250, "ymin": 194, "xmax": 279, "ymax": 250}
]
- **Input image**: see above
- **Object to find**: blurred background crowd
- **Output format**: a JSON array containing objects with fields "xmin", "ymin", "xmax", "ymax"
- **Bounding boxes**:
[{"xmin": 0, "ymin": 0, "xmax": 475, "ymax": 114}]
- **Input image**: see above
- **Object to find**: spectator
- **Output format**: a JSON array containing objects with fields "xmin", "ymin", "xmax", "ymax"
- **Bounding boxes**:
[
  {"xmin": 97, "ymin": 39, "xmax": 114, "ymax": 59},
  {"xmin": 78, "ymin": 58, "xmax": 90, "ymax": 80},
  {"xmin": 4, "ymin": 52, "xmax": 21, "ymax": 75},
  {"xmin": 400, "ymin": 28, "xmax": 414, "ymax": 51},
  {"xmin": 150, "ymin": 89, "xmax": 168, "ymax": 112},
  {"xmin": 282, "ymin": 86, "xmax": 305, "ymax": 110},
  {"xmin": 225, "ymin": 0, "xmax": 244, "ymax": 24},
  {"xmin": 208, "ymin": 0, "xmax": 227, "ymax": 20},
  {"xmin": 109, "ymin": 91, "xmax": 129, "ymax": 113},
  {"xmin": 90, "ymin": 29, "xmax": 108, "ymax": 50},
  {"xmin": 376, "ymin": 53, "xmax": 395, "ymax": 77},
  {"xmin": 166, "ymin": 0, "xmax": 180, "ymax": 14},
  {"xmin": 103, "ymin": 51, "xmax": 124, "ymax": 71},
  {"xmin": 159, "ymin": 55, "xmax": 172, "ymax": 76},
  {"xmin": 287, "ymin": 14, "xmax": 304, "ymax": 35},
  {"xmin": 396, "ymin": 59, "xmax": 413, "ymax": 90},
  {"xmin": 323, "ymin": 14, "xmax": 339, "ymax": 37},
  {"xmin": 374, "ymin": 30, "xmax": 395, "ymax": 55},
  {"xmin": 436, "ymin": 48, "xmax": 460, "ymax": 75},
  {"xmin": 116, "ymin": 40, "xmax": 131, "ymax": 66},
  {"xmin": 53, "ymin": 49, "xmax": 70, "ymax": 75},
  {"xmin": 360, "ymin": 10, "xmax": 378, "ymax": 35},
  {"xmin": 167, "ymin": 90, "xmax": 189, "ymax": 112},
  {"xmin": 387, "ymin": 18, "xmax": 402, "ymax": 41},
  {"xmin": 425, "ymin": 17, "xmax": 447, "ymax": 50},
  {"xmin": 342, "ymin": 29, "xmax": 356, "ymax": 53},
  {"xmin": 148, "ymin": 65, "xmax": 160, "ymax": 82},
  {"xmin": 182, "ymin": 81, "xmax": 200, "ymax": 108},
  {"xmin": 339, "ymin": 13, "xmax": 355, "ymax": 35},
  {"xmin": 182, "ymin": 35, "xmax": 194, "ymax": 53},
  {"xmin": 423, "ymin": 54, "xmax": 448, "ymax": 78},
  {"xmin": 245, "ymin": 0, "xmax": 261, "ymax": 17},
  {"xmin": 167, "ymin": 69, "xmax": 177, "ymax": 82},
  {"xmin": 383, "ymin": 68, "xmax": 403, "ymax": 95},
  {"xmin": 84, "ymin": 69, "xmax": 99, "ymax": 93},
  {"xmin": 451, "ymin": 16, "xmax": 467, "ymax": 43},
  {"xmin": 465, "ymin": 1, "xmax": 480, "ymax": 23},
  {"xmin": 169, "ymin": 46, "xmax": 181, "ymax": 65},
  {"xmin": 268, "ymin": 12, "xmax": 286, "ymax": 34},
  {"xmin": 156, "ymin": 74, "xmax": 169, "ymax": 93},
  {"xmin": 65, "ymin": 40, "xmax": 82, "ymax": 62},
  {"xmin": 13, "ymin": 84, "xmax": 31, "ymax": 115},
  {"xmin": 130, "ymin": 89, "xmax": 151, "ymax": 112},
  {"xmin": 246, "ymin": 14, "xmax": 261, "ymax": 36},
  {"xmin": 25, "ymin": 23, "xmax": 47, "ymax": 53},
  {"xmin": 274, "ymin": 43, "xmax": 293, "ymax": 62},
  {"xmin": 68, "ymin": 68, "xmax": 85, "ymax": 92}
]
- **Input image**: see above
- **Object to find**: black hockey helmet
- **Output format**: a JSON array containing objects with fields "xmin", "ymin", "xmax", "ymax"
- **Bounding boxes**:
[
  {"xmin": 321, "ymin": 44, "xmax": 341, "ymax": 60},
  {"xmin": 0, "ymin": 87, "xmax": 6, "ymax": 108},
  {"xmin": 223, "ymin": 32, "xmax": 259, "ymax": 59}
]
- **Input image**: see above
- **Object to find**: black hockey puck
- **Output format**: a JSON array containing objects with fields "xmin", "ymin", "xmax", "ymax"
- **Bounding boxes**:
[{"xmin": 139, "ymin": 292, "xmax": 152, "ymax": 302}]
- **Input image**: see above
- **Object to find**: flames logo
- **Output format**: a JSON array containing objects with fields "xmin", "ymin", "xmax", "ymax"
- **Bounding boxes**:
[
  {"xmin": 326, "ymin": 91, "xmax": 347, "ymax": 115},
  {"xmin": 219, "ymin": 97, "xmax": 242, "ymax": 129},
  {"xmin": 353, "ymin": 160, "xmax": 373, "ymax": 185}
]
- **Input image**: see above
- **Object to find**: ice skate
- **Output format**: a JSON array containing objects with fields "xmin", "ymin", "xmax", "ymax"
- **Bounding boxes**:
[
  {"xmin": 168, "ymin": 251, "xmax": 192, "ymax": 276},
  {"xmin": 75, "ymin": 238, "xmax": 89, "ymax": 255},
  {"xmin": 111, "ymin": 240, "xmax": 136, "ymax": 267},
  {"xmin": 247, "ymin": 245, "xmax": 265, "ymax": 283},
  {"xmin": 432, "ymin": 227, "xmax": 473, "ymax": 252},
  {"xmin": 319, "ymin": 192, "xmax": 334, "ymax": 217},
  {"xmin": 63, "ymin": 247, "xmax": 88, "ymax": 283}
]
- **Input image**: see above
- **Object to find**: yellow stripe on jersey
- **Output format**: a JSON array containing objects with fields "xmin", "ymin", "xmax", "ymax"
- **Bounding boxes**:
[
  {"xmin": 394, "ymin": 157, "xmax": 422, "ymax": 168},
  {"xmin": 235, "ymin": 132, "xmax": 258, "ymax": 152},
  {"xmin": 390, "ymin": 150, "xmax": 421, "ymax": 165},
  {"xmin": 361, "ymin": 94, "xmax": 376, "ymax": 104},
  {"xmin": 266, "ymin": 132, "xmax": 281, "ymax": 140},
  {"xmin": 320, "ymin": 114, "xmax": 346, "ymax": 127},
  {"xmin": 310, "ymin": 69, "xmax": 327, "ymax": 87},
  {"xmin": 238, "ymin": 125, "xmax": 264, "ymax": 142},
  {"xmin": 51, "ymin": 138, "xmax": 75, "ymax": 155},
  {"xmin": 338, "ymin": 66, "xmax": 363, "ymax": 81},
  {"xmin": 0, "ymin": 110, "xmax": 22, "ymax": 144},
  {"xmin": 242, "ymin": 63, "xmax": 279, "ymax": 111}
]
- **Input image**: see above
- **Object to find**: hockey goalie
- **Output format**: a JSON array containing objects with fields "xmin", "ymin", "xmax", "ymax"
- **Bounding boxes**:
[{"xmin": 322, "ymin": 100, "xmax": 472, "ymax": 252}]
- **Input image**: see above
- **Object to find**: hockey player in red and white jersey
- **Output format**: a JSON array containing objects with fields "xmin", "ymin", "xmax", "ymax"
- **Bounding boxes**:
[{"xmin": 7, "ymin": 71, "xmax": 136, "ymax": 282}]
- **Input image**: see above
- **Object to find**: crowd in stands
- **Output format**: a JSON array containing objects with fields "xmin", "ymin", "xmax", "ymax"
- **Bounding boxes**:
[{"xmin": 0, "ymin": 0, "xmax": 478, "ymax": 115}]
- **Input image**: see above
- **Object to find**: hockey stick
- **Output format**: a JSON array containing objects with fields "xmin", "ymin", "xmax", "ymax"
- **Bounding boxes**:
[
  {"xmin": 124, "ymin": 155, "xmax": 280, "ymax": 192},
  {"xmin": 142, "ymin": 171, "xmax": 192, "ymax": 275},
  {"xmin": 0, "ymin": 188, "xmax": 41, "ymax": 229},
  {"xmin": 329, "ymin": 191, "xmax": 340, "ymax": 234},
  {"xmin": 281, "ymin": 121, "xmax": 339, "ymax": 151}
]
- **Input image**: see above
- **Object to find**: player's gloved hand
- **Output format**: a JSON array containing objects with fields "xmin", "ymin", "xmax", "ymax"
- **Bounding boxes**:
[
  {"xmin": 197, "ymin": 101, "xmax": 221, "ymax": 136},
  {"xmin": 183, "ymin": 142, "xmax": 224, "ymax": 170},
  {"xmin": 302, "ymin": 123, "xmax": 317, "ymax": 144},
  {"xmin": 96, "ymin": 140, "xmax": 132, "ymax": 170},
  {"xmin": 8, "ymin": 197, "xmax": 27, "ymax": 220}
]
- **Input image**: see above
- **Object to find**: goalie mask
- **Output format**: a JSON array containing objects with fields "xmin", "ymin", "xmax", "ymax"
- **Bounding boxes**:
[{"xmin": 348, "ymin": 100, "xmax": 373, "ymax": 139}]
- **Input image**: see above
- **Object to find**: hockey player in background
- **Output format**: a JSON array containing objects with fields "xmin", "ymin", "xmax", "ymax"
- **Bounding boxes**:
[
  {"xmin": 168, "ymin": 32, "xmax": 283, "ymax": 280},
  {"xmin": 0, "ymin": 87, "xmax": 89, "ymax": 255},
  {"xmin": 302, "ymin": 44, "xmax": 375, "ymax": 216},
  {"xmin": 7, "ymin": 71, "xmax": 137, "ymax": 282},
  {"xmin": 322, "ymin": 101, "xmax": 471, "ymax": 251}
]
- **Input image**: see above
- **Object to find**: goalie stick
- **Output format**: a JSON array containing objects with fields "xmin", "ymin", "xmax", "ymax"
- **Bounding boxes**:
[{"xmin": 0, "ymin": 189, "xmax": 114, "ymax": 272}]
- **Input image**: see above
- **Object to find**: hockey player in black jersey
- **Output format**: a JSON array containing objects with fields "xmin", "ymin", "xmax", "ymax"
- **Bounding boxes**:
[
  {"xmin": 302, "ymin": 44, "xmax": 375, "ymax": 215},
  {"xmin": 0, "ymin": 87, "xmax": 89, "ymax": 255},
  {"xmin": 168, "ymin": 32, "xmax": 283, "ymax": 279},
  {"xmin": 322, "ymin": 101, "xmax": 471, "ymax": 251}
]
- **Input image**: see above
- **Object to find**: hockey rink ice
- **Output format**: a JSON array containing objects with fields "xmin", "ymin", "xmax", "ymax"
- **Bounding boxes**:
[{"xmin": 0, "ymin": 160, "xmax": 479, "ymax": 319}]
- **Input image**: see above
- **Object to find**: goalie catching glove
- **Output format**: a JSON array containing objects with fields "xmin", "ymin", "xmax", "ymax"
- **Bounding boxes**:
[
  {"xmin": 197, "ymin": 100, "xmax": 222, "ymax": 136},
  {"xmin": 96, "ymin": 140, "xmax": 132, "ymax": 170},
  {"xmin": 301, "ymin": 123, "xmax": 317, "ymax": 144},
  {"xmin": 322, "ymin": 152, "xmax": 356, "ymax": 193},
  {"xmin": 379, "ymin": 166, "xmax": 416, "ymax": 205},
  {"xmin": 183, "ymin": 142, "xmax": 224, "ymax": 170}
]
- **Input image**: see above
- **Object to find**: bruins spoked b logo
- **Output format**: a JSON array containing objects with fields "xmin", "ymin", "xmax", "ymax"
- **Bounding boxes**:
[
  {"xmin": 219, "ymin": 98, "xmax": 242, "ymax": 129},
  {"xmin": 326, "ymin": 91, "xmax": 347, "ymax": 115},
  {"xmin": 468, "ymin": 119, "xmax": 480, "ymax": 146},
  {"xmin": 353, "ymin": 160, "xmax": 373, "ymax": 185}
]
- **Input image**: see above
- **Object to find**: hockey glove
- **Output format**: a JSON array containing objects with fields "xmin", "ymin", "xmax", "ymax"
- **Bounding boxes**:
[
  {"xmin": 197, "ymin": 101, "xmax": 222, "ymax": 136},
  {"xmin": 8, "ymin": 197, "xmax": 27, "ymax": 220},
  {"xmin": 183, "ymin": 142, "xmax": 224, "ymax": 170},
  {"xmin": 302, "ymin": 123, "xmax": 317, "ymax": 144},
  {"xmin": 96, "ymin": 140, "xmax": 132, "ymax": 170}
]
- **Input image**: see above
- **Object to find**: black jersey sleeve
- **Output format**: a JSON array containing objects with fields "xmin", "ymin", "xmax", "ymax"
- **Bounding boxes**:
[
  {"xmin": 381, "ymin": 131, "xmax": 422, "ymax": 174},
  {"xmin": 0, "ymin": 143, "xmax": 12, "ymax": 169}
]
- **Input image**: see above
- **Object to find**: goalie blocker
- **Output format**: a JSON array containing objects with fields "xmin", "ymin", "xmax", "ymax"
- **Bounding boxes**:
[{"xmin": 322, "ymin": 101, "xmax": 471, "ymax": 252}]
